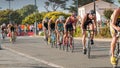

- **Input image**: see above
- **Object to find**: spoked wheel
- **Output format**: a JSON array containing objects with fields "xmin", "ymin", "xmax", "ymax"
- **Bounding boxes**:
[
  {"xmin": 59, "ymin": 37, "xmax": 63, "ymax": 50},
  {"xmin": 87, "ymin": 39, "xmax": 91, "ymax": 59},
  {"xmin": 113, "ymin": 44, "xmax": 120, "ymax": 68},
  {"xmin": 11, "ymin": 32, "xmax": 15, "ymax": 44},
  {"xmin": 69, "ymin": 38, "xmax": 74, "ymax": 53}
]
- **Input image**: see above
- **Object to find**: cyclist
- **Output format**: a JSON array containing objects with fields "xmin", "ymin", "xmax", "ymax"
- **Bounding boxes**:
[
  {"xmin": 110, "ymin": 8, "xmax": 120, "ymax": 65},
  {"xmin": 42, "ymin": 17, "xmax": 49, "ymax": 40},
  {"xmin": 48, "ymin": 16, "xmax": 57, "ymax": 43},
  {"xmin": 63, "ymin": 12, "xmax": 77, "ymax": 47},
  {"xmin": 1, "ymin": 23, "xmax": 6, "ymax": 39},
  {"xmin": 7, "ymin": 23, "xmax": 16, "ymax": 42},
  {"xmin": 81, "ymin": 10, "xmax": 97, "ymax": 54},
  {"xmin": 55, "ymin": 16, "xmax": 65, "ymax": 45}
]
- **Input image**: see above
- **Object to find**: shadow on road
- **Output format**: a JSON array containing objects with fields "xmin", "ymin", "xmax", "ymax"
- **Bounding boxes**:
[
  {"xmin": 90, "ymin": 54, "xmax": 109, "ymax": 59},
  {"xmin": 90, "ymin": 67, "xmax": 112, "ymax": 68}
]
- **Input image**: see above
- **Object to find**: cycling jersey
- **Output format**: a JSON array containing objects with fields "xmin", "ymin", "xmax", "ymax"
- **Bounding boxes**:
[
  {"xmin": 10, "ymin": 26, "xmax": 15, "ymax": 32},
  {"xmin": 66, "ymin": 17, "xmax": 75, "ymax": 31},
  {"xmin": 50, "ymin": 22, "xmax": 55, "ymax": 30},
  {"xmin": 58, "ymin": 22, "xmax": 64, "ymax": 31},
  {"xmin": 43, "ymin": 20, "xmax": 48, "ymax": 29},
  {"xmin": 83, "ymin": 13, "xmax": 93, "ymax": 29},
  {"xmin": 66, "ymin": 23, "xmax": 73, "ymax": 31},
  {"xmin": 115, "ymin": 17, "xmax": 120, "ymax": 27}
]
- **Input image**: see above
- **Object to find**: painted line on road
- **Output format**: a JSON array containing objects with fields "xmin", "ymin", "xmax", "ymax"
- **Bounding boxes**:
[{"xmin": 3, "ymin": 47, "xmax": 64, "ymax": 68}]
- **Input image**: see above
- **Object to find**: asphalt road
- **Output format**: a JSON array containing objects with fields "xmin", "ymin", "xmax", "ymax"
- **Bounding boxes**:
[{"xmin": 1, "ymin": 36, "xmax": 119, "ymax": 68}]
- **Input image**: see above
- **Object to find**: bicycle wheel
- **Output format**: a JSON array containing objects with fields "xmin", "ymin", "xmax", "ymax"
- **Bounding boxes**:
[
  {"xmin": 113, "ymin": 43, "xmax": 120, "ymax": 68},
  {"xmin": 11, "ymin": 32, "xmax": 15, "ymax": 44},
  {"xmin": 70, "ymin": 37, "xmax": 74, "ymax": 53},
  {"xmin": 87, "ymin": 38, "xmax": 91, "ymax": 59},
  {"xmin": 59, "ymin": 33, "xmax": 63, "ymax": 50}
]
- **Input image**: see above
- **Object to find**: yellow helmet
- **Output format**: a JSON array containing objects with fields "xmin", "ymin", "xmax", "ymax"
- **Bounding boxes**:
[{"xmin": 51, "ymin": 16, "xmax": 57, "ymax": 21}]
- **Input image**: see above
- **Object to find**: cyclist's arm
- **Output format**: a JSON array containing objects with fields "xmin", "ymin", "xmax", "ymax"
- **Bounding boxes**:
[
  {"xmin": 111, "ymin": 9, "xmax": 120, "ymax": 31},
  {"xmin": 73, "ymin": 18, "xmax": 78, "ymax": 30},
  {"xmin": 93, "ymin": 15, "xmax": 97, "ymax": 28},
  {"xmin": 55, "ymin": 19, "xmax": 58, "ymax": 31},
  {"xmin": 48, "ymin": 19, "xmax": 51, "ymax": 34},
  {"xmin": 42, "ymin": 20, "xmax": 45, "ymax": 30},
  {"xmin": 81, "ymin": 14, "xmax": 87, "ymax": 30},
  {"xmin": 64, "ymin": 17, "xmax": 69, "ymax": 28}
]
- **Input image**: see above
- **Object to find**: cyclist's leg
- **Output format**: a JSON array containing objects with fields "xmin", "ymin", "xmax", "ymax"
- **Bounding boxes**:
[
  {"xmin": 82, "ymin": 30, "xmax": 86, "ymax": 49},
  {"xmin": 82, "ymin": 24, "xmax": 87, "ymax": 50},
  {"xmin": 110, "ymin": 25, "xmax": 118, "ymax": 65},
  {"xmin": 70, "ymin": 30, "xmax": 73, "ymax": 47},
  {"xmin": 63, "ymin": 25, "xmax": 68, "ymax": 45},
  {"xmin": 43, "ymin": 27, "xmax": 47, "ymax": 40},
  {"xmin": 69, "ymin": 24, "xmax": 73, "ymax": 47},
  {"xmin": 89, "ymin": 23, "xmax": 94, "ymax": 44},
  {"xmin": 56, "ymin": 30, "xmax": 60, "ymax": 44}
]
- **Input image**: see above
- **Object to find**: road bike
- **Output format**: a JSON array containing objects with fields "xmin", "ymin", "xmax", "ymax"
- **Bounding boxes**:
[
  {"xmin": 63, "ymin": 30, "xmax": 74, "ymax": 53},
  {"xmin": 112, "ymin": 32, "xmax": 120, "ymax": 68},
  {"xmin": 86, "ymin": 29, "xmax": 93, "ymax": 59},
  {"xmin": 50, "ymin": 30, "xmax": 57, "ymax": 48}
]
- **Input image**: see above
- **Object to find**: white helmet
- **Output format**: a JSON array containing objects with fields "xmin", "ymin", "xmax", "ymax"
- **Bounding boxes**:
[{"xmin": 58, "ymin": 16, "xmax": 65, "ymax": 21}]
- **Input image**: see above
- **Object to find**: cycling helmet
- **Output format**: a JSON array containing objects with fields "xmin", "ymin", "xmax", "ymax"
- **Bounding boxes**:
[
  {"xmin": 44, "ymin": 17, "xmax": 49, "ymax": 21},
  {"xmin": 89, "ymin": 10, "xmax": 95, "ymax": 15},
  {"xmin": 51, "ymin": 16, "xmax": 57, "ymax": 21},
  {"xmin": 58, "ymin": 16, "xmax": 65, "ymax": 21}
]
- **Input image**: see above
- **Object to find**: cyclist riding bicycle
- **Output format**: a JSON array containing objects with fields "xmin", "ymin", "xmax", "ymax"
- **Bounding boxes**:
[
  {"xmin": 81, "ymin": 10, "xmax": 97, "ymax": 54},
  {"xmin": 42, "ymin": 17, "xmax": 49, "ymax": 40},
  {"xmin": 7, "ymin": 23, "xmax": 16, "ymax": 41},
  {"xmin": 1, "ymin": 23, "xmax": 6, "ymax": 39},
  {"xmin": 55, "ymin": 16, "xmax": 65, "ymax": 45},
  {"xmin": 63, "ymin": 12, "xmax": 77, "ymax": 47},
  {"xmin": 110, "ymin": 7, "xmax": 120, "ymax": 65},
  {"xmin": 48, "ymin": 16, "xmax": 57, "ymax": 43}
]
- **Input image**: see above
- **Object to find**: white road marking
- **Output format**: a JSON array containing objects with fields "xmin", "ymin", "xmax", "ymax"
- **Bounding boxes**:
[{"xmin": 3, "ymin": 47, "xmax": 64, "ymax": 68}]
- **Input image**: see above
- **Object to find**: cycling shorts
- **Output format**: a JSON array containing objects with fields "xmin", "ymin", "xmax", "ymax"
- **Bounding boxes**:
[
  {"xmin": 44, "ymin": 23, "xmax": 48, "ymax": 30},
  {"xmin": 50, "ymin": 23, "xmax": 55, "ymax": 31},
  {"xmin": 66, "ymin": 23, "xmax": 73, "ymax": 32},
  {"xmin": 83, "ymin": 21, "xmax": 93, "ymax": 30}
]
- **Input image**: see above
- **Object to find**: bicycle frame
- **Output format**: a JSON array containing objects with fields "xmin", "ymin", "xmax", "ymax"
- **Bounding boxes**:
[
  {"xmin": 86, "ymin": 29, "xmax": 93, "ymax": 59},
  {"xmin": 64, "ymin": 30, "xmax": 74, "ymax": 52},
  {"xmin": 11, "ymin": 31, "xmax": 15, "ymax": 44},
  {"xmin": 50, "ymin": 30, "xmax": 57, "ymax": 48},
  {"xmin": 114, "ymin": 32, "xmax": 120, "ymax": 67}
]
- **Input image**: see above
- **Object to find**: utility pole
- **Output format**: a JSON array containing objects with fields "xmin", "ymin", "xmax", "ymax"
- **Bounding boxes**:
[
  {"xmin": 34, "ymin": 0, "xmax": 37, "ymax": 35},
  {"xmin": 6, "ymin": 0, "xmax": 14, "ymax": 23}
]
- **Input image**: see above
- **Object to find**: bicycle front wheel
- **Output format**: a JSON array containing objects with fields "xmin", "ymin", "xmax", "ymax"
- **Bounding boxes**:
[{"xmin": 87, "ymin": 39, "xmax": 91, "ymax": 59}]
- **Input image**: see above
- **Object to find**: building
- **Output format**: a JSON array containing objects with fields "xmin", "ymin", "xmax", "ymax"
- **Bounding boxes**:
[{"xmin": 78, "ymin": 0, "xmax": 118, "ymax": 22}]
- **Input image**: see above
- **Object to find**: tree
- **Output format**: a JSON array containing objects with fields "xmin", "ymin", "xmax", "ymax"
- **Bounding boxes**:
[
  {"xmin": 44, "ymin": 0, "xmax": 68, "ymax": 12},
  {"xmin": 103, "ymin": 9, "xmax": 113, "ymax": 20},
  {"xmin": 22, "ymin": 12, "xmax": 43, "ymax": 24},
  {"xmin": 0, "ymin": 9, "xmax": 21, "ymax": 25},
  {"xmin": 66, "ymin": 0, "xmax": 77, "ymax": 13},
  {"xmin": 44, "ymin": 11, "xmax": 70, "ymax": 20},
  {"xmin": 118, "ymin": 0, "xmax": 120, "ymax": 3},
  {"xmin": 17, "ymin": 4, "xmax": 38, "ymax": 19}
]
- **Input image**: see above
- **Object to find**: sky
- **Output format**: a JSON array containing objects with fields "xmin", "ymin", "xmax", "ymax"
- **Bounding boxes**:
[{"xmin": 0, "ymin": 0, "xmax": 73, "ymax": 13}]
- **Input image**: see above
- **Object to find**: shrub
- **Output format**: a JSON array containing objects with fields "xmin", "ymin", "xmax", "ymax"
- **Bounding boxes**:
[{"xmin": 44, "ymin": 11, "xmax": 70, "ymax": 20}]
